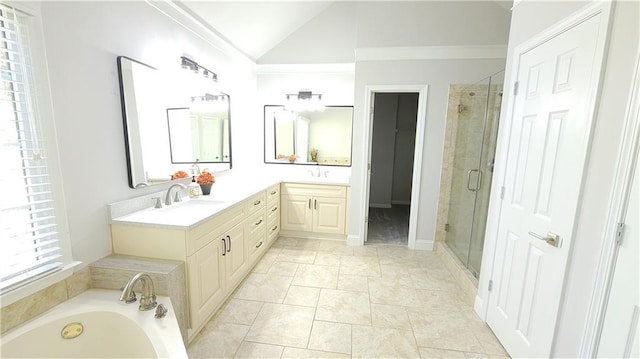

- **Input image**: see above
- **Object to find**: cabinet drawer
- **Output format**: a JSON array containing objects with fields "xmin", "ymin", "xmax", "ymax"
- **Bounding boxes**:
[
  {"xmin": 246, "ymin": 210, "xmax": 266, "ymax": 239},
  {"xmin": 267, "ymin": 216, "xmax": 280, "ymax": 243},
  {"xmin": 267, "ymin": 200, "xmax": 280, "ymax": 222},
  {"xmin": 281, "ymin": 183, "xmax": 347, "ymax": 198},
  {"xmin": 266, "ymin": 184, "xmax": 280, "ymax": 205},
  {"xmin": 247, "ymin": 191, "xmax": 266, "ymax": 215},
  {"xmin": 186, "ymin": 204, "xmax": 245, "ymax": 256}
]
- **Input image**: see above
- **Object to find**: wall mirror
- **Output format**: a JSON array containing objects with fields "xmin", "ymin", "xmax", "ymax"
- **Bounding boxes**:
[
  {"xmin": 117, "ymin": 56, "xmax": 231, "ymax": 188},
  {"xmin": 264, "ymin": 105, "xmax": 353, "ymax": 166}
]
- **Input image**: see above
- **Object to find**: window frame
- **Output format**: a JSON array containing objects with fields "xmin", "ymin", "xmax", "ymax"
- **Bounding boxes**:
[{"xmin": 1, "ymin": 1, "xmax": 77, "ymax": 307}]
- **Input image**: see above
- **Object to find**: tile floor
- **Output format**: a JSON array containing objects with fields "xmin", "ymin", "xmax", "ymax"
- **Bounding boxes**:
[{"xmin": 187, "ymin": 237, "xmax": 510, "ymax": 359}]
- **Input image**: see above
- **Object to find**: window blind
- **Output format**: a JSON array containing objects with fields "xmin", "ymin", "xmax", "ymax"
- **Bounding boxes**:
[{"xmin": 0, "ymin": 3, "xmax": 63, "ymax": 293}]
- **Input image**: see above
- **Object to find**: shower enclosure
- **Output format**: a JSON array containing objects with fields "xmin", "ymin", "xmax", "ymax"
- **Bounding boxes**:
[{"xmin": 441, "ymin": 71, "xmax": 504, "ymax": 279}]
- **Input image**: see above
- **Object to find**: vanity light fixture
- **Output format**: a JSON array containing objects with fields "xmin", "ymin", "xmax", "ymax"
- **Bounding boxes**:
[
  {"xmin": 180, "ymin": 56, "xmax": 217, "ymax": 82},
  {"xmin": 284, "ymin": 90, "xmax": 325, "ymax": 112}
]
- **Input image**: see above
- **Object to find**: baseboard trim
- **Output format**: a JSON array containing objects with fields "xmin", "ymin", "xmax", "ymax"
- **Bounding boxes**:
[
  {"xmin": 391, "ymin": 200, "xmax": 411, "ymax": 205},
  {"xmin": 279, "ymin": 230, "xmax": 347, "ymax": 241},
  {"xmin": 413, "ymin": 238, "xmax": 434, "ymax": 251},
  {"xmin": 347, "ymin": 234, "xmax": 362, "ymax": 247}
]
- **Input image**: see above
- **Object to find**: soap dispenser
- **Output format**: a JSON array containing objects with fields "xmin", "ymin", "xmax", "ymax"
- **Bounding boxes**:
[{"xmin": 188, "ymin": 176, "xmax": 202, "ymax": 198}]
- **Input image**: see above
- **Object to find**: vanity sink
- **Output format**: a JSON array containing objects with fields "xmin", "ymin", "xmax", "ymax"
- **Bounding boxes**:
[
  {"xmin": 113, "ymin": 197, "xmax": 228, "ymax": 228},
  {"xmin": 158, "ymin": 198, "xmax": 226, "ymax": 212}
]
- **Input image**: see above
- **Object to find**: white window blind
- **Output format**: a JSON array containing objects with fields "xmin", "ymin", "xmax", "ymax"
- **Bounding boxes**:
[{"xmin": 0, "ymin": 3, "xmax": 63, "ymax": 293}]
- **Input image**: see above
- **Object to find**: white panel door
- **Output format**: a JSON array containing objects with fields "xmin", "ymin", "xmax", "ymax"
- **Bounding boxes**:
[{"xmin": 486, "ymin": 14, "xmax": 605, "ymax": 357}]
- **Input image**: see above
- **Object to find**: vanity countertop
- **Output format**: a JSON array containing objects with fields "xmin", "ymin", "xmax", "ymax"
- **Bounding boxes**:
[{"xmin": 110, "ymin": 174, "xmax": 350, "ymax": 230}]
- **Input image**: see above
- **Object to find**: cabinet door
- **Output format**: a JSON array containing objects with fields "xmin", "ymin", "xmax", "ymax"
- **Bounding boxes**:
[
  {"xmin": 313, "ymin": 197, "xmax": 346, "ymax": 234},
  {"xmin": 281, "ymin": 194, "xmax": 313, "ymax": 231},
  {"xmin": 187, "ymin": 238, "xmax": 225, "ymax": 330},
  {"xmin": 224, "ymin": 223, "xmax": 247, "ymax": 290}
]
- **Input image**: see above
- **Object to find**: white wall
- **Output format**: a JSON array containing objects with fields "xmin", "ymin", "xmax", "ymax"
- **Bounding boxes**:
[
  {"xmin": 40, "ymin": 1, "xmax": 257, "ymax": 266},
  {"xmin": 350, "ymin": 59, "xmax": 507, "ymax": 247},
  {"xmin": 475, "ymin": 1, "xmax": 640, "ymax": 357}
]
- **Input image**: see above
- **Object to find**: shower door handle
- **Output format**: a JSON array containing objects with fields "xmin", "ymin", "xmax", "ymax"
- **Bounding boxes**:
[{"xmin": 466, "ymin": 169, "xmax": 481, "ymax": 191}]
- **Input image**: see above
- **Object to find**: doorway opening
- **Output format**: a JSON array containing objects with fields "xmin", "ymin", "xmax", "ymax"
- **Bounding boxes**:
[{"xmin": 366, "ymin": 92, "xmax": 420, "ymax": 246}]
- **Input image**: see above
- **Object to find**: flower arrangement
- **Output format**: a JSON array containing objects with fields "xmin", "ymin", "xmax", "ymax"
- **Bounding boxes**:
[
  {"xmin": 288, "ymin": 154, "xmax": 296, "ymax": 163},
  {"xmin": 173, "ymin": 170, "xmax": 189, "ymax": 179},
  {"xmin": 196, "ymin": 171, "xmax": 215, "ymax": 185}
]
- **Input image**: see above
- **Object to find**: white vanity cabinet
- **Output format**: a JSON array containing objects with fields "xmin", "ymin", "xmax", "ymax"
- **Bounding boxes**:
[
  {"xmin": 281, "ymin": 183, "xmax": 347, "ymax": 235},
  {"xmin": 110, "ymin": 185, "xmax": 280, "ymax": 341}
]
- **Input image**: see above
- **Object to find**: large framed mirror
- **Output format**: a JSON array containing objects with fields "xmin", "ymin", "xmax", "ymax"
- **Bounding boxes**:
[
  {"xmin": 264, "ymin": 105, "xmax": 353, "ymax": 166},
  {"xmin": 117, "ymin": 56, "xmax": 231, "ymax": 188}
]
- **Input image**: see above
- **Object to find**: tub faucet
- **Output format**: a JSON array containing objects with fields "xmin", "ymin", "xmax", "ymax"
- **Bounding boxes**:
[
  {"xmin": 120, "ymin": 272, "xmax": 157, "ymax": 311},
  {"xmin": 164, "ymin": 183, "xmax": 187, "ymax": 206}
]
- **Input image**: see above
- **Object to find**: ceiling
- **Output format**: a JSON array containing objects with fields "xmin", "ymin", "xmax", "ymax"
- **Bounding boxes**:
[{"xmin": 175, "ymin": 1, "xmax": 512, "ymax": 62}]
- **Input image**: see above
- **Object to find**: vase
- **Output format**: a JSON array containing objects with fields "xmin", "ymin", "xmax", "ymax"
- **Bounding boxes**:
[{"xmin": 200, "ymin": 183, "xmax": 212, "ymax": 195}]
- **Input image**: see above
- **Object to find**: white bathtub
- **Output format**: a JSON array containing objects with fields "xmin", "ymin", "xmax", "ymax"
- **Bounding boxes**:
[{"xmin": 1, "ymin": 289, "xmax": 187, "ymax": 358}]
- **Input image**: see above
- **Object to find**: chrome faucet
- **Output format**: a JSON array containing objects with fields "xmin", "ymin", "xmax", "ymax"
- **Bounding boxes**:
[
  {"xmin": 164, "ymin": 183, "xmax": 187, "ymax": 206},
  {"xmin": 120, "ymin": 272, "xmax": 157, "ymax": 311}
]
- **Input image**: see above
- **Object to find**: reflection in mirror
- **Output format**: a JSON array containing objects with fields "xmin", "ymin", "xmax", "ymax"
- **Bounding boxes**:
[
  {"xmin": 117, "ymin": 56, "xmax": 231, "ymax": 188},
  {"xmin": 167, "ymin": 94, "xmax": 231, "ymax": 164},
  {"xmin": 264, "ymin": 106, "xmax": 353, "ymax": 166}
]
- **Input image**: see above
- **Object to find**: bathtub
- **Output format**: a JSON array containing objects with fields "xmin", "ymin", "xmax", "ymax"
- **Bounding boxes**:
[{"xmin": 1, "ymin": 289, "xmax": 187, "ymax": 358}]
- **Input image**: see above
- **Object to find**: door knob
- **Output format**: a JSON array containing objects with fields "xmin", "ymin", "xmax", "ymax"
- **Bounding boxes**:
[{"xmin": 528, "ymin": 231, "xmax": 560, "ymax": 248}]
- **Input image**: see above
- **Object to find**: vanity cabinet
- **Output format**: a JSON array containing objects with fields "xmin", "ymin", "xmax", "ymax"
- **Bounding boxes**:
[
  {"xmin": 281, "ymin": 183, "xmax": 347, "ymax": 235},
  {"xmin": 110, "ymin": 185, "xmax": 280, "ymax": 341}
]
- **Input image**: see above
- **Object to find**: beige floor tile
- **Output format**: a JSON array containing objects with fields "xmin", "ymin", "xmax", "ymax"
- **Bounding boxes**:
[
  {"xmin": 469, "ymin": 322, "xmax": 509, "ymax": 356},
  {"xmin": 281, "ymin": 347, "xmax": 350, "ymax": 359},
  {"xmin": 371, "ymin": 303, "xmax": 412, "ymax": 330},
  {"xmin": 339, "ymin": 255, "xmax": 381, "ymax": 276},
  {"xmin": 245, "ymin": 303, "xmax": 315, "ymax": 348},
  {"xmin": 353, "ymin": 246, "xmax": 379, "ymax": 257},
  {"xmin": 234, "ymin": 342, "xmax": 284, "ymax": 358},
  {"xmin": 368, "ymin": 277, "xmax": 422, "ymax": 307},
  {"xmin": 307, "ymin": 320, "xmax": 351, "ymax": 354},
  {"xmin": 187, "ymin": 322, "xmax": 249, "ymax": 358},
  {"xmin": 352, "ymin": 325, "xmax": 420, "ymax": 358},
  {"xmin": 316, "ymin": 289, "xmax": 371, "ymax": 325},
  {"xmin": 252, "ymin": 248, "xmax": 282, "ymax": 274},
  {"xmin": 277, "ymin": 248, "xmax": 317, "ymax": 264},
  {"xmin": 215, "ymin": 299, "xmax": 264, "ymax": 325},
  {"xmin": 314, "ymin": 252, "xmax": 341, "ymax": 266},
  {"xmin": 292, "ymin": 264, "xmax": 339, "ymax": 289},
  {"xmin": 317, "ymin": 240, "xmax": 353, "ymax": 255},
  {"xmin": 268, "ymin": 261, "xmax": 299, "ymax": 277},
  {"xmin": 419, "ymin": 347, "xmax": 466, "ymax": 358},
  {"xmin": 233, "ymin": 273, "xmax": 292, "ymax": 303},
  {"xmin": 415, "ymin": 289, "xmax": 472, "ymax": 313},
  {"xmin": 284, "ymin": 285, "xmax": 321, "ymax": 307},
  {"xmin": 463, "ymin": 352, "xmax": 511, "ymax": 359},
  {"xmin": 407, "ymin": 309, "xmax": 485, "ymax": 353},
  {"xmin": 378, "ymin": 264, "xmax": 415, "ymax": 287},
  {"xmin": 337, "ymin": 274, "xmax": 369, "ymax": 292}
]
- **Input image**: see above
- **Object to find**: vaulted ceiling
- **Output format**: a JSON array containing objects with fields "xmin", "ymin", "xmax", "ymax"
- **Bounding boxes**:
[{"xmin": 175, "ymin": 1, "xmax": 512, "ymax": 62}]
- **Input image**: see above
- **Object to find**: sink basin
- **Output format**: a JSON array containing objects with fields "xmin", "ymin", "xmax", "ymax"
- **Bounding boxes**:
[
  {"xmin": 115, "ymin": 197, "xmax": 227, "ymax": 227},
  {"xmin": 158, "ymin": 198, "xmax": 226, "ymax": 212}
]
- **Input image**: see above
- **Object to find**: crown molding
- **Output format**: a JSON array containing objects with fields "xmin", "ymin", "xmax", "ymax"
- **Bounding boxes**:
[{"xmin": 355, "ymin": 45, "xmax": 508, "ymax": 62}]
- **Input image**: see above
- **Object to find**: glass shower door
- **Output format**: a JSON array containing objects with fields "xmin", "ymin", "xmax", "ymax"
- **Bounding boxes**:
[{"xmin": 444, "ymin": 71, "xmax": 503, "ymax": 278}]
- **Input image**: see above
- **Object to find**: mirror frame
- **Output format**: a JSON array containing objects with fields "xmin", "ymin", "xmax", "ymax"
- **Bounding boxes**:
[
  {"xmin": 117, "ymin": 56, "xmax": 232, "ymax": 189},
  {"xmin": 263, "ymin": 105, "xmax": 354, "ymax": 167}
]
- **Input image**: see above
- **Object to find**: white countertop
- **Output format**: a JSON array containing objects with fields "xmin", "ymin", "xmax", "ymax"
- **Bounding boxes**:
[{"xmin": 110, "ymin": 174, "xmax": 349, "ymax": 230}]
